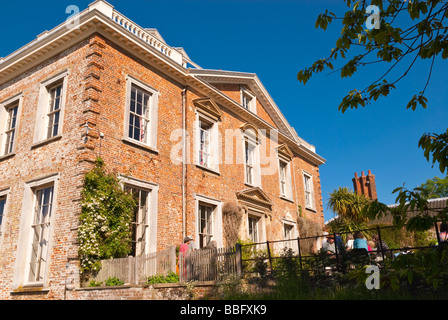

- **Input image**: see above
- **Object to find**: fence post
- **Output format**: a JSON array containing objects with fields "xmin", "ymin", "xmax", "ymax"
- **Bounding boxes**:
[
  {"xmin": 266, "ymin": 240, "xmax": 274, "ymax": 273},
  {"xmin": 235, "ymin": 243, "xmax": 243, "ymax": 276},
  {"xmin": 435, "ymin": 221, "xmax": 441, "ymax": 244},
  {"xmin": 170, "ymin": 246, "xmax": 177, "ymax": 273},
  {"xmin": 377, "ymin": 225, "xmax": 385, "ymax": 262},
  {"xmin": 297, "ymin": 237, "xmax": 303, "ymax": 271},
  {"xmin": 128, "ymin": 256, "xmax": 135, "ymax": 285},
  {"xmin": 333, "ymin": 232, "xmax": 340, "ymax": 271}
]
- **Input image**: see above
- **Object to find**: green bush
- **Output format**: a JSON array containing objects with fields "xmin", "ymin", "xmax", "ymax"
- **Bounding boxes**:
[
  {"xmin": 146, "ymin": 271, "xmax": 179, "ymax": 284},
  {"xmin": 105, "ymin": 276, "xmax": 124, "ymax": 286}
]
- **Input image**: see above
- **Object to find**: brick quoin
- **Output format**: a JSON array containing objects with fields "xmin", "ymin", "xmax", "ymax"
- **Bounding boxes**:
[{"xmin": 0, "ymin": 1, "xmax": 326, "ymax": 299}]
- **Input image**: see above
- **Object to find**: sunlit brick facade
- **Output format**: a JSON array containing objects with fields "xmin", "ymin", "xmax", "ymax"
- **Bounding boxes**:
[{"xmin": 0, "ymin": 1, "xmax": 325, "ymax": 299}]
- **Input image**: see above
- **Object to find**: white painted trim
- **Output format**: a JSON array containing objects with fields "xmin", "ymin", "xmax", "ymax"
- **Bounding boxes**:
[
  {"xmin": 124, "ymin": 75, "xmax": 159, "ymax": 151},
  {"xmin": 278, "ymin": 158, "xmax": 293, "ymax": 201},
  {"xmin": 0, "ymin": 188, "xmax": 11, "ymax": 253},
  {"xmin": 240, "ymin": 86, "xmax": 257, "ymax": 114},
  {"xmin": 194, "ymin": 194, "xmax": 223, "ymax": 248},
  {"xmin": 281, "ymin": 217, "xmax": 298, "ymax": 252},
  {"xmin": 194, "ymin": 111, "xmax": 220, "ymax": 173},
  {"xmin": 242, "ymin": 131, "xmax": 261, "ymax": 188},
  {"xmin": 0, "ymin": 93, "xmax": 23, "ymax": 156},
  {"xmin": 13, "ymin": 173, "xmax": 60, "ymax": 289},
  {"xmin": 302, "ymin": 170, "xmax": 316, "ymax": 211},
  {"xmin": 33, "ymin": 70, "xmax": 69, "ymax": 144}
]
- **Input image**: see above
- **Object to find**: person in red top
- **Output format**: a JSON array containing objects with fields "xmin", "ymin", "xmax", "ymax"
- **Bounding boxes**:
[
  {"xmin": 178, "ymin": 236, "xmax": 193, "ymax": 279},
  {"xmin": 180, "ymin": 236, "xmax": 192, "ymax": 256}
]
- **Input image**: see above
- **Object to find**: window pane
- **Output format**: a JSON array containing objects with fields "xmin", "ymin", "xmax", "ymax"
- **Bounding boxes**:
[
  {"xmin": 248, "ymin": 217, "xmax": 258, "ymax": 243},
  {"xmin": 29, "ymin": 186, "xmax": 54, "ymax": 283},
  {"xmin": 199, "ymin": 123, "xmax": 211, "ymax": 167},
  {"xmin": 198, "ymin": 205, "xmax": 213, "ymax": 248},
  {"xmin": 126, "ymin": 186, "xmax": 149, "ymax": 256},
  {"xmin": 128, "ymin": 86, "xmax": 151, "ymax": 144},
  {"xmin": 0, "ymin": 197, "xmax": 6, "ymax": 227}
]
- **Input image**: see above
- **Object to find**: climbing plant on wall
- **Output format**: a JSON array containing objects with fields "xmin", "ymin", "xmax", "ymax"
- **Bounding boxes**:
[{"xmin": 78, "ymin": 157, "xmax": 137, "ymax": 273}]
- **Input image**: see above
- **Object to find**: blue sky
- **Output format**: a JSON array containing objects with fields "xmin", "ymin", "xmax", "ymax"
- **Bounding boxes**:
[{"xmin": 1, "ymin": 0, "xmax": 446, "ymax": 222}]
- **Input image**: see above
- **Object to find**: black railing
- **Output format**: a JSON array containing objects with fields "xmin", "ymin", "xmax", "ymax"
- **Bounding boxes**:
[{"xmin": 238, "ymin": 222, "xmax": 443, "ymax": 275}]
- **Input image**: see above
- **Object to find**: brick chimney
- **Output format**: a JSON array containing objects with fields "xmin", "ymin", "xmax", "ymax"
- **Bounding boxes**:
[{"xmin": 352, "ymin": 170, "xmax": 377, "ymax": 200}]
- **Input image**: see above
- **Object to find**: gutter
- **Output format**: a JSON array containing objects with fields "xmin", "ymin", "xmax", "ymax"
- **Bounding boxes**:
[{"xmin": 182, "ymin": 87, "xmax": 188, "ymax": 240}]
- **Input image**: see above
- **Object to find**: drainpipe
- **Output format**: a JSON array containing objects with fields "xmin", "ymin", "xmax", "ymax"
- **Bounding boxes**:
[{"xmin": 181, "ymin": 86, "xmax": 187, "ymax": 240}]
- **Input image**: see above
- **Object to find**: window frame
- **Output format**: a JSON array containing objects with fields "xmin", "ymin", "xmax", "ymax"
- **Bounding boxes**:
[
  {"xmin": 245, "ymin": 140, "xmax": 255, "ymax": 185},
  {"xmin": 15, "ymin": 173, "xmax": 59, "ymax": 289},
  {"xmin": 28, "ymin": 184, "xmax": 54, "ymax": 284},
  {"xmin": 194, "ymin": 108, "xmax": 220, "ymax": 173},
  {"xmin": 278, "ymin": 159, "xmax": 293, "ymax": 200},
  {"xmin": 194, "ymin": 194, "xmax": 222, "ymax": 248},
  {"xmin": 247, "ymin": 215, "xmax": 259, "ymax": 243},
  {"xmin": 46, "ymin": 82, "xmax": 64, "ymax": 140},
  {"xmin": 123, "ymin": 76, "xmax": 159, "ymax": 152},
  {"xmin": 245, "ymin": 208, "xmax": 267, "ymax": 246},
  {"xmin": 242, "ymin": 130, "xmax": 260, "ymax": 187},
  {"xmin": 198, "ymin": 203, "xmax": 214, "ymax": 249},
  {"xmin": 198, "ymin": 117, "xmax": 212, "ymax": 168},
  {"xmin": 0, "ymin": 188, "xmax": 10, "ymax": 243},
  {"xmin": 34, "ymin": 70, "xmax": 68, "ymax": 145},
  {"xmin": 282, "ymin": 218, "xmax": 298, "ymax": 252},
  {"xmin": 119, "ymin": 175, "xmax": 159, "ymax": 254},
  {"xmin": 240, "ymin": 86, "xmax": 256, "ymax": 113},
  {"xmin": 124, "ymin": 185, "xmax": 150, "ymax": 257},
  {"xmin": 0, "ymin": 93, "xmax": 23, "ymax": 157},
  {"xmin": 303, "ymin": 170, "xmax": 316, "ymax": 211}
]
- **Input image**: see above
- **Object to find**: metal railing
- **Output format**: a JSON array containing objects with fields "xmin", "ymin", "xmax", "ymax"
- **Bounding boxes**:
[{"xmin": 239, "ymin": 223, "xmax": 443, "ymax": 275}]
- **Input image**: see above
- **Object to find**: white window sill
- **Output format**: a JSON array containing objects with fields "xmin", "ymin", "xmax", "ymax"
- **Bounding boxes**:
[
  {"xmin": 31, "ymin": 135, "xmax": 62, "ymax": 149},
  {"xmin": 0, "ymin": 153, "xmax": 15, "ymax": 162},
  {"xmin": 280, "ymin": 196, "xmax": 294, "ymax": 203},
  {"xmin": 305, "ymin": 206, "xmax": 317, "ymax": 213},
  {"xmin": 11, "ymin": 284, "xmax": 50, "ymax": 294},
  {"xmin": 122, "ymin": 137, "xmax": 158, "ymax": 154},
  {"xmin": 196, "ymin": 164, "xmax": 220, "ymax": 175}
]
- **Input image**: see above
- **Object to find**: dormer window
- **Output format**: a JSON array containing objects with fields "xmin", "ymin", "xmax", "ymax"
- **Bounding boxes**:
[{"xmin": 240, "ymin": 87, "xmax": 256, "ymax": 113}]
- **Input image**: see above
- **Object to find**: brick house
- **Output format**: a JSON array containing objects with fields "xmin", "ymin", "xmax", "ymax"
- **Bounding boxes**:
[{"xmin": 0, "ymin": 0, "xmax": 325, "ymax": 299}]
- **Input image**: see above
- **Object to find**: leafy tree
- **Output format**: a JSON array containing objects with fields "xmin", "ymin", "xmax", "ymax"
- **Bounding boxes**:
[
  {"xmin": 419, "ymin": 175, "xmax": 448, "ymax": 198},
  {"xmin": 327, "ymin": 187, "xmax": 371, "ymax": 223},
  {"xmin": 327, "ymin": 188, "xmax": 371, "ymax": 236},
  {"xmin": 299, "ymin": 0, "xmax": 448, "ymax": 232}
]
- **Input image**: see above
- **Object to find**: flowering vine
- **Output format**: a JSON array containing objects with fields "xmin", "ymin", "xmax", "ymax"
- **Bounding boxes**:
[{"xmin": 78, "ymin": 157, "xmax": 136, "ymax": 273}]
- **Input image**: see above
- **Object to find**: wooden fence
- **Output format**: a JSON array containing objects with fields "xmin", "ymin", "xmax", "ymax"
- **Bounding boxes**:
[
  {"xmin": 178, "ymin": 246, "xmax": 241, "ymax": 282},
  {"xmin": 85, "ymin": 246, "xmax": 177, "ymax": 286},
  {"xmin": 84, "ymin": 245, "xmax": 242, "ymax": 286}
]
